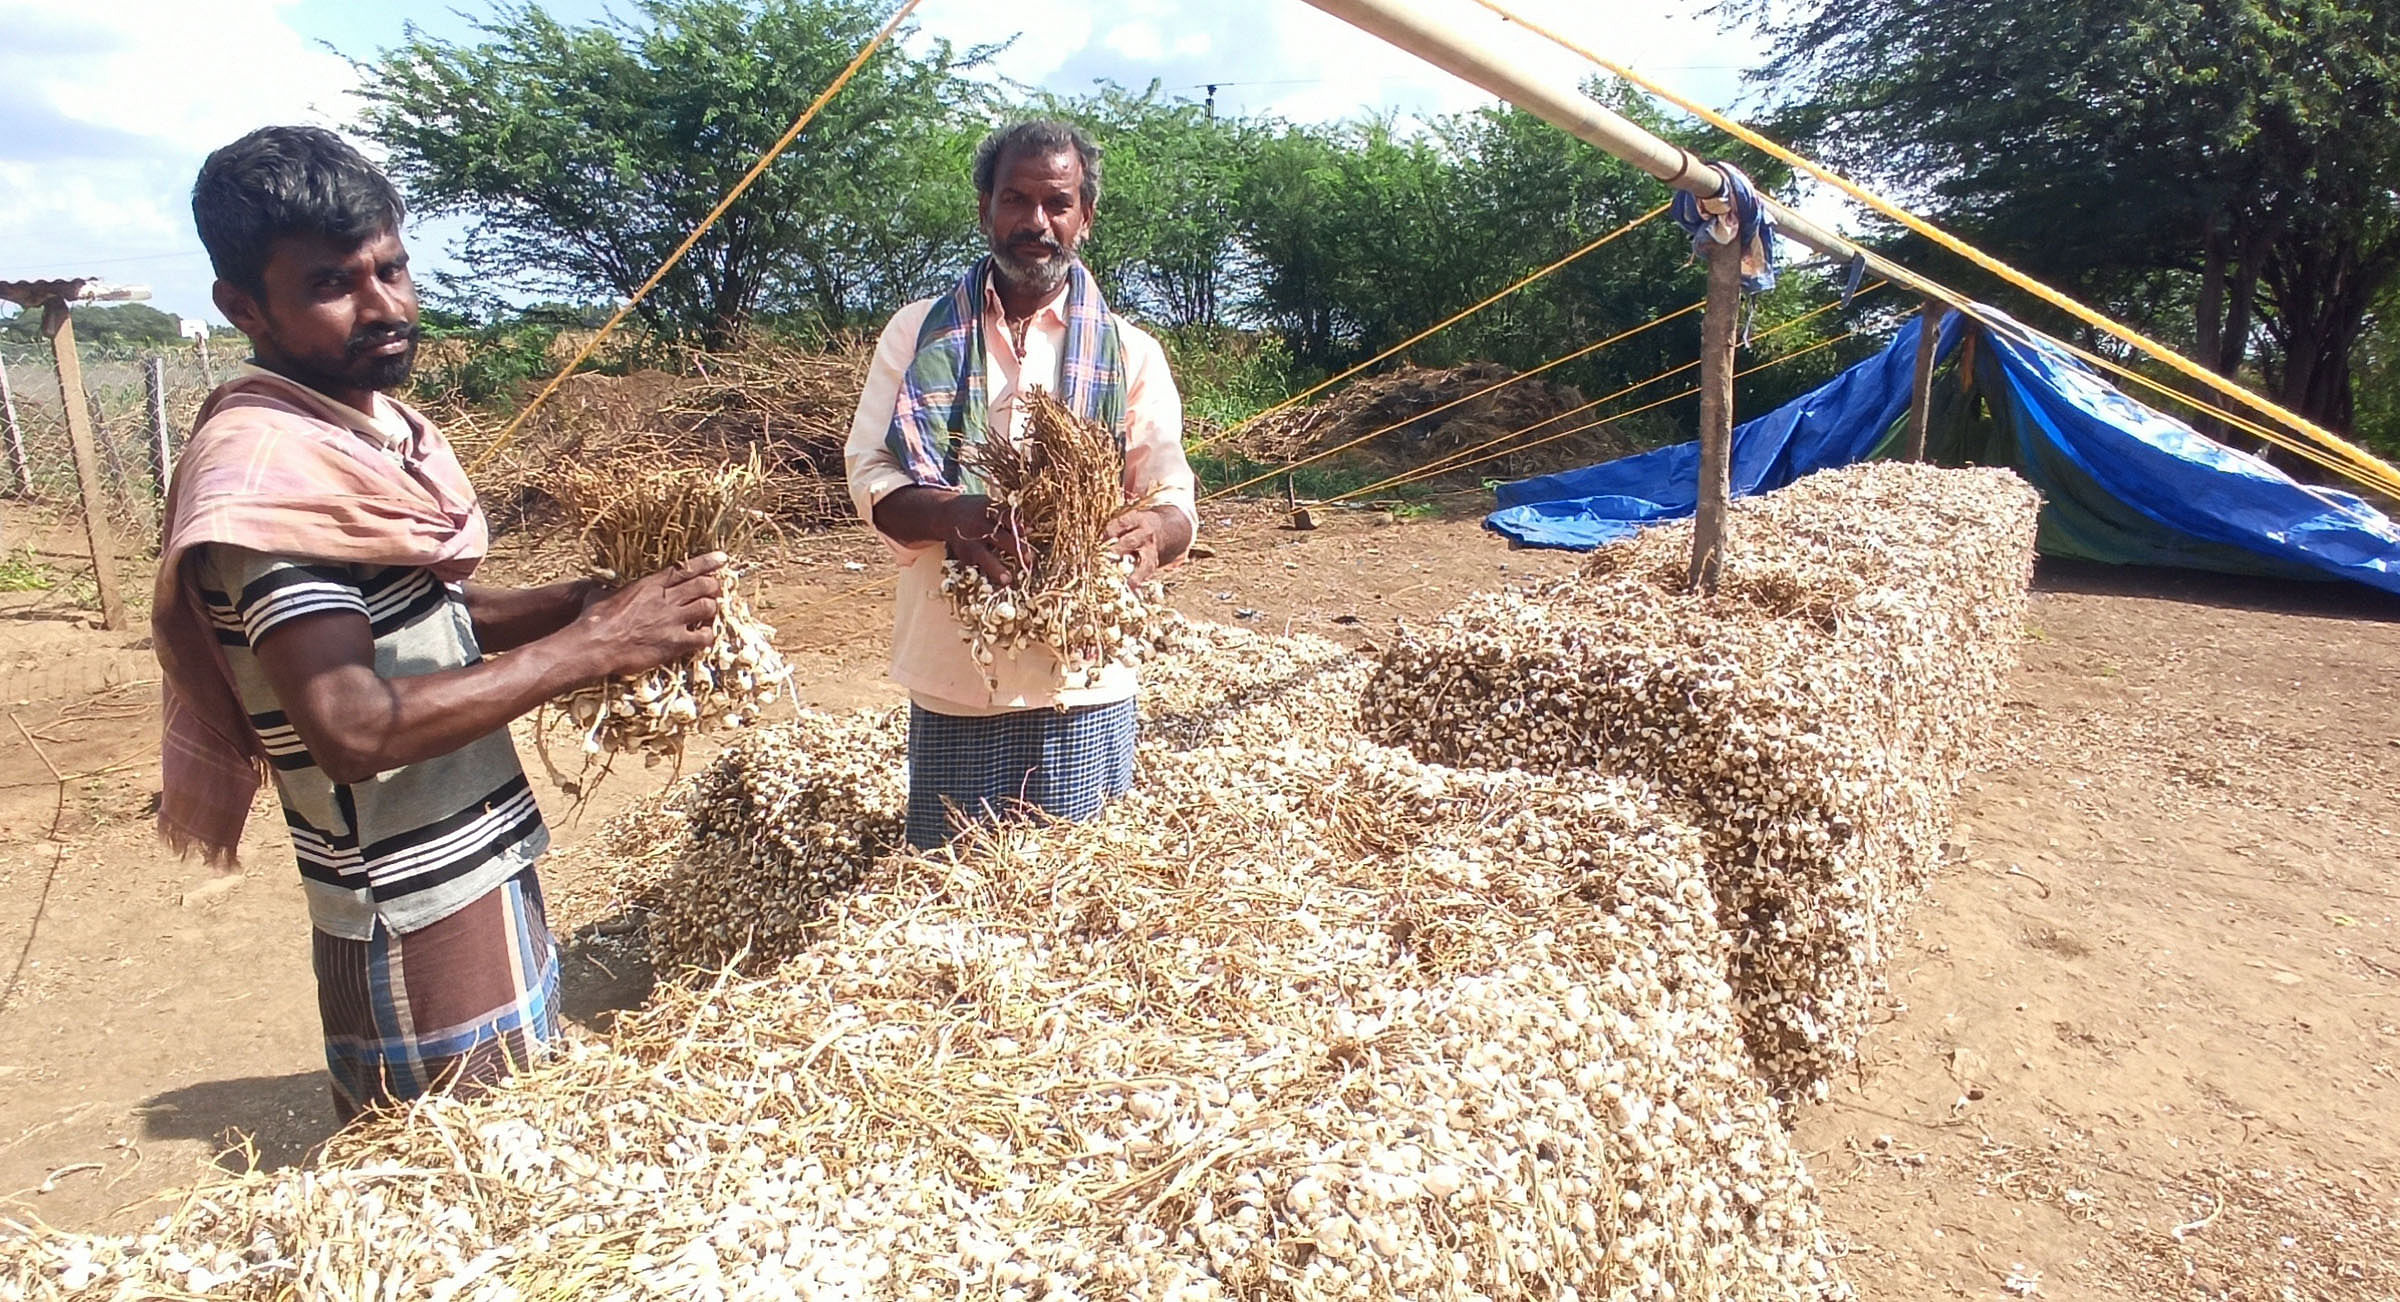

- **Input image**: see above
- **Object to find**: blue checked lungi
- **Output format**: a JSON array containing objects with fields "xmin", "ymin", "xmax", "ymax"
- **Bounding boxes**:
[
  {"xmin": 311, "ymin": 865, "xmax": 560, "ymax": 1122},
  {"xmin": 906, "ymin": 699, "xmax": 1138, "ymax": 849}
]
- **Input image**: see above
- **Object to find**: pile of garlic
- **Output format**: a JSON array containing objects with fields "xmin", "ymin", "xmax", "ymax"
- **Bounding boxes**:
[
  {"xmin": 646, "ymin": 708, "xmax": 906, "ymax": 974},
  {"xmin": 940, "ymin": 551, "xmax": 1171, "ymax": 691},
  {"xmin": 560, "ymin": 570, "xmax": 795, "ymax": 764},
  {"xmin": 5, "ymin": 733, "xmax": 1849, "ymax": 1302},
  {"xmin": 1362, "ymin": 462, "xmax": 2040, "ymax": 1095}
]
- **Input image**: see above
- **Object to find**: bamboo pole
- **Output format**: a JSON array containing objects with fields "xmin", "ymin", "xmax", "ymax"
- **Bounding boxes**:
[
  {"xmin": 146, "ymin": 355, "xmax": 172, "ymax": 495},
  {"xmin": 1688, "ymin": 240, "xmax": 1742, "ymax": 593},
  {"xmin": 40, "ymin": 301, "xmax": 125, "ymax": 630},
  {"xmin": 0, "ymin": 352, "xmax": 29, "ymax": 497},
  {"xmin": 1905, "ymin": 300, "xmax": 1944, "ymax": 461}
]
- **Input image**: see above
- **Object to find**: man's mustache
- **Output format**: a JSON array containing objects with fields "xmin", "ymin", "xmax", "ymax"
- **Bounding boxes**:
[
  {"xmin": 1007, "ymin": 233, "xmax": 1066, "ymax": 258},
  {"xmin": 347, "ymin": 324, "xmax": 421, "ymax": 358}
]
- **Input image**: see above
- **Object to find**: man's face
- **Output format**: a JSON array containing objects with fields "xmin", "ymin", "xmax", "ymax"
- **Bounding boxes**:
[
  {"xmin": 979, "ymin": 146, "xmax": 1092, "ymax": 299},
  {"xmin": 216, "ymin": 226, "xmax": 420, "ymax": 398}
]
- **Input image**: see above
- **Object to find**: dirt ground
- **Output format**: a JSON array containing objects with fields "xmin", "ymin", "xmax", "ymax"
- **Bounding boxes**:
[{"xmin": 0, "ymin": 496, "xmax": 2395, "ymax": 1300}]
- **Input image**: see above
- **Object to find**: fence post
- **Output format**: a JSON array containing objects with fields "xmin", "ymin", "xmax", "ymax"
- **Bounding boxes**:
[
  {"xmin": 195, "ymin": 332, "xmax": 217, "ymax": 388},
  {"xmin": 40, "ymin": 301, "xmax": 126, "ymax": 631},
  {"xmin": 0, "ymin": 352, "xmax": 29, "ymax": 498},
  {"xmin": 1687, "ymin": 237, "xmax": 1743, "ymax": 593},
  {"xmin": 146, "ymin": 355, "xmax": 173, "ymax": 495},
  {"xmin": 1905, "ymin": 299, "xmax": 1945, "ymax": 461}
]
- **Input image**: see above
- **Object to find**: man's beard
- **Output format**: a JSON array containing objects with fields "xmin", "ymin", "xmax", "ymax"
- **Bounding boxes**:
[
  {"xmin": 988, "ymin": 227, "xmax": 1075, "ymax": 297},
  {"xmin": 274, "ymin": 323, "xmax": 420, "ymax": 396}
]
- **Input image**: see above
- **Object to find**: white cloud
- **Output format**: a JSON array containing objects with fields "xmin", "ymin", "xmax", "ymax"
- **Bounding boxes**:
[
  {"xmin": 1102, "ymin": 21, "xmax": 1167, "ymax": 62},
  {"xmin": 0, "ymin": 0, "xmax": 359, "ymax": 323}
]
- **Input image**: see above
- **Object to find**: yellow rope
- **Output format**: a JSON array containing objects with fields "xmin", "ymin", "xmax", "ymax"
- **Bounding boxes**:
[
  {"xmin": 1333, "ymin": 327, "xmax": 1863, "ymax": 503},
  {"xmin": 1190, "ymin": 204, "xmax": 1670, "ymax": 454},
  {"xmin": 1470, "ymin": 0, "xmax": 2400, "ymax": 500},
  {"xmin": 1322, "ymin": 290, "xmax": 1876, "ymax": 503},
  {"xmin": 1202, "ymin": 299, "xmax": 1707, "ymax": 502},
  {"xmin": 468, "ymin": 0, "xmax": 928, "ymax": 474}
]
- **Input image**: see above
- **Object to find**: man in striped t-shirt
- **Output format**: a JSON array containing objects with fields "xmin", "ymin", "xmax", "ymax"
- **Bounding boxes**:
[{"xmin": 154, "ymin": 126, "xmax": 723, "ymax": 1122}]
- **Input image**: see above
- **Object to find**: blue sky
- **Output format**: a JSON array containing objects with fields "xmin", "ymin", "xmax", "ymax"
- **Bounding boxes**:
[{"xmin": 0, "ymin": 0, "xmax": 1758, "ymax": 326}]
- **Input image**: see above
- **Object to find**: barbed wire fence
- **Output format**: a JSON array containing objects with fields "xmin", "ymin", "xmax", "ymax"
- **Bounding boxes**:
[{"xmin": 0, "ymin": 338, "xmax": 221, "ymax": 552}]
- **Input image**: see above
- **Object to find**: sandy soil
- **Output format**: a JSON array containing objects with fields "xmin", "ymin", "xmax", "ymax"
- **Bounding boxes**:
[{"xmin": 0, "ymin": 497, "xmax": 2395, "ymax": 1300}]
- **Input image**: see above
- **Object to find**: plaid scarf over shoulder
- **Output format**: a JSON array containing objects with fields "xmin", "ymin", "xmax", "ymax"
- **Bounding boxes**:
[{"xmin": 885, "ymin": 257, "xmax": 1126, "ymax": 490}]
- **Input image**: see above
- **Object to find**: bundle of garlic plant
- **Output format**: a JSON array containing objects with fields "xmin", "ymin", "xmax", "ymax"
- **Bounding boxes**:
[
  {"xmin": 1362, "ymin": 463, "xmax": 2040, "ymax": 1098},
  {"xmin": 4, "ymin": 735, "xmax": 1850, "ymax": 1302},
  {"xmin": 941, "ymin": 389, "xmax": 1169, "ymax": 690},
  {"xmin": 547, "ymin": 455, "xmax": 793, "ymax": 770}
]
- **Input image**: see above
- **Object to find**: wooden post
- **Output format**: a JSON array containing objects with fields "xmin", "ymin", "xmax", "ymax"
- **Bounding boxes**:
[
  {"xmin": 0, "ymin": 352, "xmax": 29, "ymax": 497},
  {"xmin": 1905, "ymin": 299, "xmax": 1945, "ymax": 461},
  {"xmin": 195, "ymin": 332, "xmax": 217, "ymax": 388},
  {"xmin": 40, "ymin": 301, "xmax": 126, "ymax": 630},
  {"xmin": 145, "ymin": 355, "xmax": 173, "ymax": 495},
  {"xmin": 1687, "ymin": 238, "xmax": 1743, "ymax": 593}
]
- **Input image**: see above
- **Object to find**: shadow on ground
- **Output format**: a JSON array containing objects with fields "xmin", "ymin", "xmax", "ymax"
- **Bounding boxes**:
[
  {"xmin": 2033, "ymin": 555, "xmax": 2400, "ymax": 621},
  {"xmin": 136, "ymin": 1071, "xmax": 334, "ymax": 1175}
]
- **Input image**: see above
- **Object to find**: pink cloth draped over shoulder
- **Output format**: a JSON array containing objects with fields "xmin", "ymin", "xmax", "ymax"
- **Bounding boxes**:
[{"xmin": 152, "ymin": 370, "xmax": 489, "ymax": 866}]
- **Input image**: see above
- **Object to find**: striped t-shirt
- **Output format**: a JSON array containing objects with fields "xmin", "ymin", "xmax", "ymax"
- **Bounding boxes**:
[{"xmin": 199, "ymin": 544, "xmax": 549, "ymax": 940}]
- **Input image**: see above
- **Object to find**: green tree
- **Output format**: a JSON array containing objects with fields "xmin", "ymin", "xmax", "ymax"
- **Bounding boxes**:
[
  {"xmin": 0, "ymin": 302, "xmax": 184, "ymax": 352},
  {"xmin": 1047, "ymin": 84, "xmax": 1261, "ymax": 329},
  {"xmin": 1730, "ymin": 0, "xmax": 2400, "ymax": 429},
  {"xmin": 353, "ymin": 0, "xmax": 995, "ymax": 346}
]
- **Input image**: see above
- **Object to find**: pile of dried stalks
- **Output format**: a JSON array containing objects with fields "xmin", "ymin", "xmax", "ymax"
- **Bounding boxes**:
[
  {"xmin": 542, "ymin": 457, "xmax": 792, "ymax": 776},
  {"xmin": 1, "ymin": 732, "xmax": 1848, "ymax": 1302},
  {"xmin": 448, "ymin": 336, "xmax": 872, "ymax": 533},
  {"xmin": 1361, "ymin": 463, "xmax": 2041, "ymax": 1096},
  {"xmin": 1230, "ymin": 362, "xmax": 1612, "ymax": 477},
  {"xmin": 942, "ymin": 391, "xmax": 1169, "ymax": 691}
]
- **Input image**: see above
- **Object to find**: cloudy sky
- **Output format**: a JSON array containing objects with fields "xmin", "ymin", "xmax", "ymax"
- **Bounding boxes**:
[{"xmin": 0, "ymin": 0, "xmax": 1760, "ymax": 326}]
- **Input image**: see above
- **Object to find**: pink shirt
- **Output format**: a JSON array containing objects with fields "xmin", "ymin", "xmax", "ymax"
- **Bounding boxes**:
[{"xmin": 844, "ymin": 281, "xmax": 1198, "ymax": 715}]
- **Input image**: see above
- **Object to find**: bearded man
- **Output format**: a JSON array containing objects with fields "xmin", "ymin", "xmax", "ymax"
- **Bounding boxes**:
[
  {"xmin": 844, "ymin": 120, "xmax": 1197, "ymax": 848},
  {"xmin": 155, "ymin": 126, "xmax": 724, "ymax": 1120}
]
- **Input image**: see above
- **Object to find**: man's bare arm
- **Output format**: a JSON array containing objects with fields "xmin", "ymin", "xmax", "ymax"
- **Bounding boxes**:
[
  {"xmin": 462, "ymin": 579, "xmax": 596, "ymax": 654},
  {"xmin": 252, "ymin": 556, "xmax": 724, "ymax": 783}
]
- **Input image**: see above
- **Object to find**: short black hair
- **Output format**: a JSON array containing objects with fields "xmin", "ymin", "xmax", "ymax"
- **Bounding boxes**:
[
  {"xmin": 192, "ymin": 126, "xmax": 405, "ymax": 296},
  {"xmin": 972, "ymin": 120, "xmax": 1102, "ymax": 211}
]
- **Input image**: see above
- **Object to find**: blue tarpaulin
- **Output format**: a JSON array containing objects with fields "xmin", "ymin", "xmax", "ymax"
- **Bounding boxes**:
[{"xmin": 1484, "ymin": 307, "xmax": 2400, "ymax": 596}]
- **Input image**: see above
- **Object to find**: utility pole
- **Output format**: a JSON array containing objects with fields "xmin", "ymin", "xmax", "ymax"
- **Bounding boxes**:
[
  {"xmin": 1688, "ymin": 239, "xmax": 1742, "ymax": 592},
  {"xmin": 1905, "ymin": 300, "xmax": 1945, "ymax": 461}
]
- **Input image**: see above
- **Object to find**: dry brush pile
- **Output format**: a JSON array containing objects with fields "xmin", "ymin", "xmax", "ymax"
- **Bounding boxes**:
[
  {"xmin": 1361, "ymin": 462, "xmax": 2041, "ymax": 1095},
  {"xmin": 2, "ymin": 737, "xmax": 1848, "ymax": 1302}
]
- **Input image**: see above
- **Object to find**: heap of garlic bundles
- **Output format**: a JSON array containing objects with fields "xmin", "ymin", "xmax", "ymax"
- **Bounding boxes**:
[
  {"xmin": 941, "ymin": 388, "xmax": 1170, "ymax": 690},
  {"xmin": 1362, "ymin": 463, "xmax": 2040, "ymax": 1097},
  {"xmin": 548, "ymin": 455, "xmax": 793, "ymax": 768},
  {"xmin": 9, "ymin": 728, "xmax": 1851, "ymax": 1302}
]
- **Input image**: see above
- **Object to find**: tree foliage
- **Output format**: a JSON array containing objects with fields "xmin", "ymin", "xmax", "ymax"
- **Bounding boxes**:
[
  {"xmin": 352, "ymin": 0, "xmax": 1871, "ymax": 437},
  {"xmin": 0, "ymin": 302, "xmax": 185, "ymax": 353},
  {"xmin": 354, "ymin": 0, "xmax": 995, "ymax": 347},
  {"xmin": 1730, "ymin": 0, "xmax": 2400, "ymax": 429}
]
